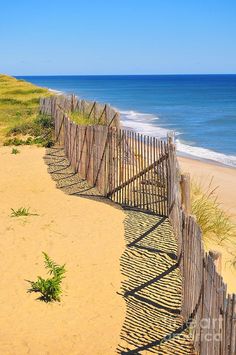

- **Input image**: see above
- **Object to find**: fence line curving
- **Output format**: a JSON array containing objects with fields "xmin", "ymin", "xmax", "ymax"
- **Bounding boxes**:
[{"xmin": 40, "ymin": 94, "xmax": 236, "ymax": 354}]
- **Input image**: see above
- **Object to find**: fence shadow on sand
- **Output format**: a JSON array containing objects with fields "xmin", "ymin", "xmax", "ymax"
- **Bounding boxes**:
[{"xmin": 44, "ymin": 146, "xmax": 194, "ymax": 355}]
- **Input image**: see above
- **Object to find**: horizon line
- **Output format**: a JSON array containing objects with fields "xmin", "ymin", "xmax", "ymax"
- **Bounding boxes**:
[{"xmin": 14, "ymin": 73, "xmax": 236, "ymax": 77}]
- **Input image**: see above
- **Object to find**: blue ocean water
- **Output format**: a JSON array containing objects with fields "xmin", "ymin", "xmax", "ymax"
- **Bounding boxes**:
[{"xmin": 18, "ymin": 75, "xmax": 236, "ymax": 167}]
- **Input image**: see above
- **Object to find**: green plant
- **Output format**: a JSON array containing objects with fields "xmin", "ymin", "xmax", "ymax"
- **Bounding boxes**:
[
  {"xmin": 27, "ymin": 252, "xmax": 66, "ymax": 302},
  {"xmin": 0, "ymin": 74, "xmax": 52, "ymax": 142},
  {"xmin": 70, "ymin": 110, "xmax": 106, "ymax": 126},
  {"xmin": 5, "ymin": 88, "xmax": 45, "ymax": 95},
  {"xmin": 5, "ymin": 114, "xmax": 54, "ymax": 147},
  {"xmin": 4, "ymin": 138, "xmax": 25, "ymax": 146},
  {"xmin": 11, "ymin": 147, "xmax": 20, "ymax": 154},
  {"xmin": 10, "ymin": 207, "xmax": 37, "ymax": 217},
  {"xmin": 0, "ymin": 97, "xmax": 23, "ymax": 105},
  {"xmin": 35, "ymin": 114, "xmax": 53, "ymax": 129},
  {"xmin": 191, "ymin": 179, "xmax": 235, "ymax": 244}
]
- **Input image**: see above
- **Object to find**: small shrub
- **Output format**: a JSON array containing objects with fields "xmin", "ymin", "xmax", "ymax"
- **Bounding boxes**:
[
  {"xmin": 6, "ymin": 114, "xmax": 54, "ymax": 148},
  {"xmin": 35, "ymin": 114, "xmax": 53, "ymax": 129},
  {"xmin": 4, "ymin": 137, "xmax": 24, "ymax": 146},
  {"xmin": 27, "ymin": 252, "xmax": 66, "ymax": 302},
  {"xmin": 10, "ymin": 207, "xmax": 37, "ymax": 217},
  {"xmin": 25, "ymin": 137, "xmax": 33, "ymax": 145},
  {"xmin": 42, "ymin": 139, "xmax": 54, "ymax": 148},
  {"xmin": 8, "ymin": 122, "xmax": 34, "ymax": 136},
  {"xmin": 11, "ymin": 148, "xmax": 20, "ymax": 155},
  {"xmin": 4, "ymin": 136, "xmax": 53, "ymax": 147}
]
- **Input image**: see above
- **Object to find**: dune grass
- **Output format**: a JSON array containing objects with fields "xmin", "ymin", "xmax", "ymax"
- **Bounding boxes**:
[
  {"xmin": 4, "ymin": 113, "xmax": 54, "ymax": 147},
  {"xmin": 0, "ymin": 74, "xmax": 52, "ymax": 144},
  {"xmin": 70, "ymin": 111, "xmax": 96, "ymax": 126},
  {"xmin": 10, "ymin": 207, "xmax": 38, "ymax": 217},
  {"xmin": 0, "ymin": 74, "xmax": 97, "ymax": 144},
  {"xmin": 191, "ymin": 178, "xmax": 235, "ymax": 244},
  {"xmin": 70, "ymin": 110, "xmax": 107, "ymax": 126}
]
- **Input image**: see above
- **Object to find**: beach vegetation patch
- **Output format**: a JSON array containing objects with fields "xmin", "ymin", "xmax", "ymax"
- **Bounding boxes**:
[
  {"xmin": 27, "ymin": 252, "xmax": 66, "ymax": 302},
  {"xmin": 11, "ymin": 147, "xmax": 20, "ymax": 154},
  {"xmin": 0, "ymin": 97, "xmax": 23, "ymax": 105},
  {"xmin": 4, "ymin": 136, "xmax": 53, "ymax": 147},
  {"xmin": 8, "ymin": 114, "xmax": 53, "ymax": 135},
  {"xmin": 191, "ymin": 179, "xmax": 235, "ymax": 244},
  {"xmin": 4, "ymin": 88, "xmax": 46, "ymax": 96},
  {"xmin": 70, "ymin": 111, "xmax": 106, "ymax": 126},
  {"xmin": 4, "ymin": 137, "xmax": 30, "ymax": 146},
  {"xmin": 10, "ymin": 207, "xmax": 37, "ymax": 217},
  {"xmin": 4, "ymin": 114, "xmax": 54, "ymax": 147},
  {"xmin": 0, "ymin": 74, "xmax": 52, "ymax": 143}
]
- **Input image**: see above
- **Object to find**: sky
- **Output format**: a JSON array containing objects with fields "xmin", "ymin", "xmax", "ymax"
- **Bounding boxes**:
[{"xmin": 1, "ymin": 0, "xmax": 236, "ymax": 75}]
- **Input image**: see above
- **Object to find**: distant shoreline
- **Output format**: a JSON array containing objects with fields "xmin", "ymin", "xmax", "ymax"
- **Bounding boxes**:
[
  {"xmin": 177, "ymin": 151, "xmax": 236, "ymax": 170},
  {"xmin": 16, "ymin": 75, "xmax": 236, "ymax": 169},
  {"xmin": 47, "ymin": 86, "xmax": 236, "ymax": 170}
]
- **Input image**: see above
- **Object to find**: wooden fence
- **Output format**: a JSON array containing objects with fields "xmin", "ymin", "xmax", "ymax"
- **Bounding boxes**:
[
  {"xmin": 40, "ymin": 95, "xmax": 170, "ymax": 216},
  {"xmin": 40, "ymin": 95, "xmax": 236, "ymax": 354},
  {"xmin": 40, "ymin": 95, "xmax": 120, "ymax": 128},
  {"xmin": 169, "ymin": 147, "xmax": 236, "ymax": 354}
]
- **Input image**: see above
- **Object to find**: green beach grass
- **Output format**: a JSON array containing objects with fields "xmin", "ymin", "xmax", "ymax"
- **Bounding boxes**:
[
  {"xmin": 70, "ymin": 110, "xmax": 107, "ymax": 126},
  {"xmin": 70, "ymin": 111, "xmax": 97, "ymax": 126},
  {"xmin": 0, "ymin": 74, "xmax": 100, "ymax": 145},
  {"xmin": 191, "ymin": 179, "xmax": 236, "ymax": 245},
  {"xmin": 0, "ymin": 74, "xmax": 52, "ymax": 145}
]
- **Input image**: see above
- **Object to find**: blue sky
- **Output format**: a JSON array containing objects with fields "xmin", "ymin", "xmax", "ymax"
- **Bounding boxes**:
[{"xmin": 1, "ymin": 0, "xmax": 236, "ymax": 75}]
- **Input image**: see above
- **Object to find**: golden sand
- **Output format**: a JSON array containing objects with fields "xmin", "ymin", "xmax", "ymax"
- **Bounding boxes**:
[{"xmin": 0, "ymin": 146, "xmax": 125, "ymax": 355}]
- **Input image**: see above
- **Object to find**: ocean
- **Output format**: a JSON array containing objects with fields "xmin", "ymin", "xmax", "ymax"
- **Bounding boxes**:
[{"xmin": 17, "ymin": 75, "xmax": 236, "ymax": 168}]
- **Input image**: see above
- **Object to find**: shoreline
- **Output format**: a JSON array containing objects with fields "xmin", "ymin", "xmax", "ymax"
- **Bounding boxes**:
[
  {"xmin": 177, "ymin": 151, "xmax": 236, "ymax": 170},
  {"xmin": 25, "ymin": 81, "xmax": 235, "ymax": 169}
]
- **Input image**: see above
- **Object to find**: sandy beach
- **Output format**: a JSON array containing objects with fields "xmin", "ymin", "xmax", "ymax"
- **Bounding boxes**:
[
  {"xmin": 0, "ymin": 146, "xmax": 125, "ymax": 355},
  {"xmin": 179, "ymin": 156, "xmax": 236, "ymax": 293},
  {"xmin": 0, "ymin": 144, "xmax": 235, "ymax": 354}
]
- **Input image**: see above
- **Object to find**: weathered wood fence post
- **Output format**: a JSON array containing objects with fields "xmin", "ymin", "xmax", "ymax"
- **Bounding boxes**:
[
  {"xmin": 209, "ymin": 250, "xmax": 222, "ymax": 275},
  {"xmin": 180, "ymin": 173, "xmax": 191, "ymax": 214}
]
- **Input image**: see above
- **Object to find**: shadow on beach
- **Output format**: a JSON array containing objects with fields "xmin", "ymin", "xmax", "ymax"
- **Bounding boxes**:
[{"xmin": 44, "ymin": 146, "xmax": 194, "ymax": 354}]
